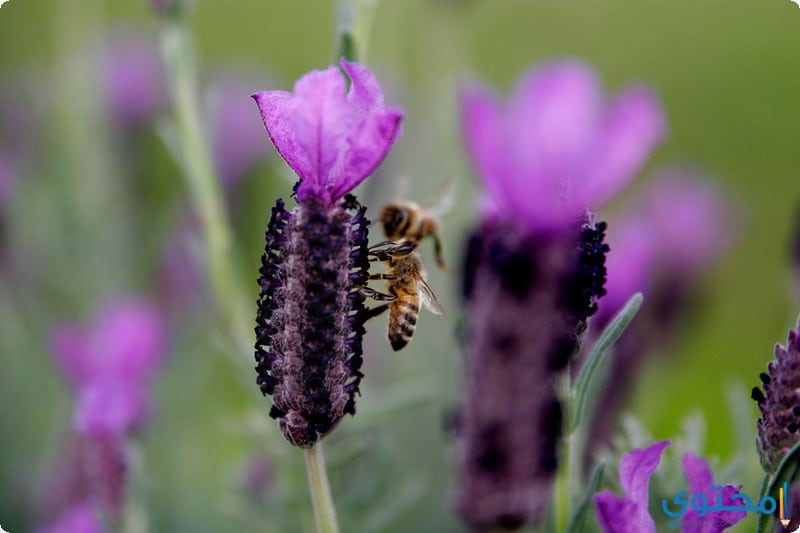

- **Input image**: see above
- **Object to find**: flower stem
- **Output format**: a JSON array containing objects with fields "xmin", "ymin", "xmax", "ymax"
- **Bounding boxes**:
[
  {"xmin": 158, "ymin": 17, "xmax": 252, "ymax": 358},
  {"xmin": 304, "ymin": 444, "xmax": 340, "ymax": 533},
  {"xmin": 336, "ymin": 0, "xmax": 379, "ymax": 63},
  {"xmin": 554, "ymin": 372, "xmax": 573, "ymax": 533}
]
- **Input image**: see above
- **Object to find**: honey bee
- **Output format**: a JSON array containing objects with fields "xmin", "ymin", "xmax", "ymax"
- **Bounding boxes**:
[
  {"xmin": 378, "ymin": 201, "xmax": 448, "ymax": 271},
  {"xmin": 361, "ymin": 239, "xmax": 444, "ymax": 351}
]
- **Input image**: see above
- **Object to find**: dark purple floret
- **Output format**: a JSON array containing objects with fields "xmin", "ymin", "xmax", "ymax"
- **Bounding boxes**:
[
  {"xmin": 255, "ymin": 192, "xmax": 369, "ymax": 448},
  {"xmin": 752, "ymin": 318, "xmax": 800, "ymax": 473},
  {"xmin": 455, "ymin": 215, "xmax": 608, "ymax": 530}
]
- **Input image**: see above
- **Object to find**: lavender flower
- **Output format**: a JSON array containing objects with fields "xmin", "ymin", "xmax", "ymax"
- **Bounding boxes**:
[
  {"xmin": 587, "ymin": 173, "xmax": 732, "ymax": 459},
  {"xmin": 252, "ymin": 60, "xmax": 402, "ymax": 448},
  {"xmin": 598, "ymin": 171, "xmax": 733, "ymax": 322},
  {"xmin": 752, "ymin": 317, "xmax": 800, "ymax": 473},
  {"xmin": 37, "ymin": 501, "xmax": 103, "ymax": 533},
  {"xmin": 51, "ymin": 299, "xmax": 166, "ymax": 515},
  {"xmin": 594, "ymin": 443, "xmax": 745, "ymax": 533},
  {"xmin": 456, "ymin": 61, "xmax": 664, "ymax": 529},
  {"xmin": 102, "ymin": 29, "xmax": 167, "ymax": 129},
  {"xmin": 679, "ymin": 453, "xmax": 746, "ymax": 533},
  {"xmin": 594, "ymin": 441, "xmax": 670, "ymax": 533}
]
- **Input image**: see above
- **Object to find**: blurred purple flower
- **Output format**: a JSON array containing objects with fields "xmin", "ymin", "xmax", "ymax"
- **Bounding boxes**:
[
  {"xmin": 456, "ymin": 61, "xmax": 663, "ymax": 529},
  {"xmin": 594, "ymin": 440, "xmax": 670, "ymax": 533},
  {"xmin": 37, "ymin": 500, "xmax": 103, "ymax": 533},
  {"xmin": 460, "ymin": 61, "xmax": 665, "ymax": 231},
  {"xmin": 253, "ymin": 59, "xmax": 403, "ymax": 207},
  {"xmin": 597, "ymin": 170, "xmax": 732, "ymax": 322},
  {"xmin": 679, "ymin": 453, "xmax": 746, "ymax": 533},
  {"xmin": 51, "ymin": 298, "xmax": 167, "ymax": 438},
  {"xmin": 102, "ymin": 29, "xmax": 167, "ymax": 129},
  {"xmin": 0, "ymin": 149, "xmax": 17, "ymax": 213},
  {"xmin": 211, "ymin": 72, "xmax": 275, "ymax": 187},
  {"xmin": 157, "ymin": 212, "xmax": 203, "ymax": 312},
  {"xmin": 252, "ymin": 61, "xmax": 401, "ymax": 447}
]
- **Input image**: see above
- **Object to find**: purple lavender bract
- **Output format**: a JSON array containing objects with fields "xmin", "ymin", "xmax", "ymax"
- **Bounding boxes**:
[
  {"xmin": 752, "ymin": 317, "xmax": 800, "ymax": 473},
  {"xmin": 50, "ymin": 298, "xmax": 166, "ymax": 517},
  {"xmin": 457, "ymin": 61, "xmax": 664, "ymax": 529},
  {"xmin": 252, "ymin": 60, "xmax": 402, "ymax": 447},
  {"xmin": 594, "ymin": 443, "xmax": 745, "ymax": 533}
]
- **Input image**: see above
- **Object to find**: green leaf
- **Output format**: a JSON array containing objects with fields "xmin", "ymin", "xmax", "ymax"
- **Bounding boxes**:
[
  {"xmin": 570, "ymin": 293, "xmax": 643, "ymax": 432},
  {"xmin": 755, "ymin": 440, "xmax": 800, "ymax": 533},
  {"xmin": 566, "ymin": 462, "xmax": 605, "ymax": 533}
]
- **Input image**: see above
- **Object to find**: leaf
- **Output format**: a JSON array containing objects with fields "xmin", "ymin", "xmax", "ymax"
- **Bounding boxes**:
[
  {"xmin": 566, "ymin": 462, "xmax": 606, "ymax": 533},
  {"xmin": 570, "ymin": 293, "xmax": 644, "ymax": 432},
  {"xmin": 755, "ymin": 440, "xmax": 800, "ymax": 533}
]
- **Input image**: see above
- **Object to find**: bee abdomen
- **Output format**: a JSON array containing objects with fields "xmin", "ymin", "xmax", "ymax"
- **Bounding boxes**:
[{"xmin": 389, "ymin": 301, "xmax": 418, "ymax": 351}]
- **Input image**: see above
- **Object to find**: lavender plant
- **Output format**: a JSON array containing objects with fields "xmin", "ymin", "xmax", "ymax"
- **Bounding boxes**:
[
  {"xmin": 455, "ymin": 61, "xmax": 664, "ymax": 529},
  {"xmin": 594, "ymin": 441, "xmax": 746, "ymax": 532},
  {"xmin": 46, "ymin": 299, "xmax": 166, "ymax": 529},
  {"xmin": 753, "ymin": 319, "xmax": 800, "ymax": 474},
  {"xmin": 587, "ymin": 172, "xmax": 733, "ymax": 458},
  {"xmin": 251, "ymin": 59, "xmax": 403, "ymax": 447}
]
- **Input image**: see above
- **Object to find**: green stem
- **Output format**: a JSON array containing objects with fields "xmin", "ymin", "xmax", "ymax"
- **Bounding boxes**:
[
  {"xmin": 158, "ymin": 18, "xmax": 252, "ymax": 358},
  {"xmin": 554, "ymin": 373, "xmax": 573, "ymax": 532},
  {"xmin": 336, "ymin": 0, "xmax": 379, "ymax": 63},
  {"xmin": 305, "ymin": 444, "xmax": 340, "ymax": 533}
]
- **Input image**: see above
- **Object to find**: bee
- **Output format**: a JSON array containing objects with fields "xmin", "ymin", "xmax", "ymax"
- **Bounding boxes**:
[
  {"xmin": 361, "ymin": 239, "xmax": 444, "ymax": 351},
  {"xmin": 378, "ymin": 201, "xmax": 448, "ymax": 271}
]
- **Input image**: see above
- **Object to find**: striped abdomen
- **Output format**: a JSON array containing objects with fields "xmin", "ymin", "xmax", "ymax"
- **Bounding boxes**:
[{"xmin": 388, "ymin": 291, "xmax": 420, "ymax": 351}]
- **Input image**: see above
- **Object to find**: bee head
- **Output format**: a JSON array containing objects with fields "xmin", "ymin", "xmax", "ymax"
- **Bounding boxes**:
[{"xmin": 379, "ymin": 203, "xmax": 411, "ymax": 239}]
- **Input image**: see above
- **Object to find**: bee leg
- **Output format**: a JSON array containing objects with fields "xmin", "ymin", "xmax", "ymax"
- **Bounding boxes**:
[
  {"xmin": 368, "ymin": 240, "xmax": 417, "ymax": 258},
  {"xmin": 368, "ymin": 273, "xmax": 398, "ymax": 281},
  {"xmin": 363, "ymin": 303, "xmax": 390, "ymax": 321},
  {"xmin": 358, "ymin": 286, "xmax": 396, "ymax": 302},
  {"xmin": 368, "ymin": 240, "xmax": 396, "ymax": 250},
  {"xmin": 432, "ymin": 234, "xmax": 449, "ymax": 272}
]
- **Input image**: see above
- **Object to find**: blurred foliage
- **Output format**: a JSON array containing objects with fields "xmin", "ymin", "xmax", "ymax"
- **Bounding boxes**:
[{"xmin": 0, "ymin": 0, "xmax": 798, "ymax": 531}]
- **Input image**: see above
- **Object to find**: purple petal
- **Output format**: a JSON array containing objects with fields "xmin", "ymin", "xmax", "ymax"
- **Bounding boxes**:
[
  {"xmin": 91, "ymin": 299, "xmax": 166, "ymax": 383},
  {"xmin": 619, "ymin": 440, "xmax": 670, "ymax": 505},
  {"xmin": 74, "ymin": 381, "xmax": 143, "ymax": 437},
  {"xmin": 578, "ymin": 86, "xmax": 666, "ymax": 208},
  {"xmin": 51, "ymin": 324, "xmax": 93, "ymax": 388},
  {"xmin": 681, "ymin": 454, "xmax": 746, "ymax": 533},
  {"xmin": 102, "ymin": 29, "xmax": 166, "ymax": 129},
  {"xmin": 252, "ymin": 61, "xmax": 402, "ymax": 206},
  {"xmin": 638, "ymin": 171, "xmax": 732, "ymax": 273},
  {"xmin": 252, "ymin": 90, "xmax": 314, "ymax": 185},
  {"xmin": 682, "ymin": 453, "xmax": 714, "ymax": 494},
  {"xmin": 509, "ymin": 63, "xmax": 600, "ymax": 218},
  {"xmin": 594, "ymin": 490, "xmax": 655, "ymax": 533},
  {"xmin": 596, "ymin": 222, "xmax": 656, "ymax": 323},
  {"xmin": 37, "ymin": 501, "xmax": 103, "ymax": 533},
  {"xmin": 459, "ymin": 83, "xmax": 507, "ymax": 219}
]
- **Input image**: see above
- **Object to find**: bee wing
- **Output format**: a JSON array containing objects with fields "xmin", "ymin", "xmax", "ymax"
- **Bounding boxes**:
[
  {"xmin": 422, "ymin": 177, "xmax": 457, "ymax": 218},
  {"xmin": 415, "ymin": 274, "xmax": 445, "ymax": 316}
]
